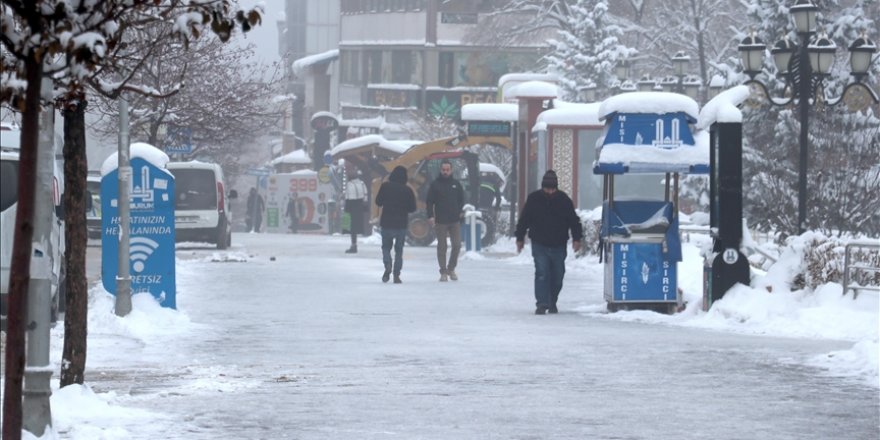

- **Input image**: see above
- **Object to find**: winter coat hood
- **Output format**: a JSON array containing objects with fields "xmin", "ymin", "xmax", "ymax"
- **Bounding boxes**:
[{"xmin": 389, "ymin": 166, "xmax": 408, "ymax": 184}]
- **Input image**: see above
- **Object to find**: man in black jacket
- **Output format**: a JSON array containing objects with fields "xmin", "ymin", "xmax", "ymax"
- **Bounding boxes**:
[
  {"xmin": 426, "ymin": 160, "xmax": 465, "ymax": 282},
  {"xmin": 515, "ymin": 170, "xmax": 583, "ymax": 314},
  {"xmin": 375, "ymin": 165, "xmax": 416, "ymax": 283}
]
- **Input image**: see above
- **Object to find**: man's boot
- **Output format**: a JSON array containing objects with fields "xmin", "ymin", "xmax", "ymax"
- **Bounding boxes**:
[
  {"xmin": 393, "ymin": 274, "xmax": 402, "ymax": 284},
  {"xmin": 345, "ymin": 245, "xmax": 357, "ymax": 254},
  {"xmin": 382, "ymin": 265, "xmax": 392, "ymax": 283}
]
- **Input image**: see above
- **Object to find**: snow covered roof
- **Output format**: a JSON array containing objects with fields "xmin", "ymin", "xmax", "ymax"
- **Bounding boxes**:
[
  {"xmin": 461, "ymin": 103, "xmax": 518, "ymax": 122},
  {"xmin": 310, "ymin": 111, "xmax": 338, "ymax": 123},
  {"xmin": 599, "ymin": 92, "xmax": 700, "ymax": 121},
  {"xmin": 506, "ymin": 81, "xmax": 558, "ymax": 99},
  {"xmin": 270, "ymin": 149, "xmax": 311, "ymax": 166},
  {"xmin": 479, "ymin": 163, "xmax": 506, "ymax": 185},
  {"xmin": 339, "ymin": 116, "xmax": 385, "ymax": 128},
  {"xmin": 497, "ymin": 73, "xmax": 559, "ymax": 101},
  {"xmin": 497, "ymin": 72, "xmax": 559, "ymax": 87},
  {"xmin": 329, "ymin": 134, "xmax": 414, "ymax": 157},
  {"xmin": 100, "ymin": 143, "xmax": 170, "ymax": 177},
  {"xmin": 533, "ymin": 102, "xmax": 602, "ymax": 130},
  {"xmin": 291, "ymin": 49, "xmax": 339, "ymax": 77},
  {"xmin": 696, "ymin": 85, "xmax": 751, "ymax": 130}
]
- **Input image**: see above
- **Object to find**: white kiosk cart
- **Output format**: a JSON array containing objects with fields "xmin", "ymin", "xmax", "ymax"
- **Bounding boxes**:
[{"xmin": 594, "ymin": 92, "xmax": 709, "ymax": 313}]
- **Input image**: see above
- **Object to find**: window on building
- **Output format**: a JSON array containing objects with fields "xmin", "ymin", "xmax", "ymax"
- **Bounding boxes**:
[
  {"xmin": 391, "ymin": 51, "xmax": 412, "ymax": 83},
  {"xmin": 364, "ymin": 50, "xmax": 383, "ymax": 83},
  {"xmin": 341, "ymin": 50, "xmax": 361, "ymax": 84},
  {"xmin": 439, "ymin": 52, "xmax": 454, "ymax": 88},
  {"xmin": 451, "ymin": 51, "xmax": 541, "ymax": 87}
]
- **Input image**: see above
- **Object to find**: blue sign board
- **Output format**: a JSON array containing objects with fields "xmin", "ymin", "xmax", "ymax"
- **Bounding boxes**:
[
  {"xmin": 603, "ymin": 112, "xmax": 695, "ymax": 149},
  {"xmin": 468, "ymin": 121, "xmax": 510, "ymax": 137},
  {"xmin": 101, "ymin": 158, "xmax": 177, "ymax": 308},
  {"xmin": 610, "ymin": 242, "xmax": 677, "ymax": 302},
  {"xmin": 165, "ymin": 125, "xmax": 192, "ymax": 154}
]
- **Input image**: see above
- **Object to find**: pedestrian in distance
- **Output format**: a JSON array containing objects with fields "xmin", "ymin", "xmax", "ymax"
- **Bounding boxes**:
[
  {"xmin": 375, "ymin": 165, "xmax": 416, "ymax": 284},
  {"xmin": 246, "ymin": 187, "xmax": 265, "ymax": 233},
  {"xmin": 515, "ymin": 170, "xmax": 583, "ymax": 315},
  {"xmin": 426, "ymin": 160, "xmax": 464, "ymax": 282},
  {"xmin": 344, "ymin": 169, "xmax": 368, "ymax": 253},
  {"xmin": 285, "ymin": 192, "xmax": 299, "ymax": 233}
]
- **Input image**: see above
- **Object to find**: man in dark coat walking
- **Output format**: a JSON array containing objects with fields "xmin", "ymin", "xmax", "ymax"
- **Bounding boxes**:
[
  {"xmin": 246, "ymin": 187, "xmax": 265, "ymax": 233},
  {"xmin": 375, "ymin": 166, "xmax": 416, "ymax": 283},
  {"xmin": 426, "ymin": 160, "xmax": 464, "ymax": 282},
  {"xmin": 515, "ymin": 170, "xmax": 583, "ymax": 315}
]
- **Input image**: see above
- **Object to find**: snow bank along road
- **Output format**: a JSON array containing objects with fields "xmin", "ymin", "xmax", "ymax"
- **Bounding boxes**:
[{"xmin": 79, "ymin": 232, "xmax": 878, "ymax": 440}]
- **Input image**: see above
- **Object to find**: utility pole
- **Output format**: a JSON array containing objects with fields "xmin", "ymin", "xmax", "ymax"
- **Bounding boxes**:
[
  {"xmin": 115, "ymin": 98, "xmax": 132, "ymax": 316},
  {"xmin": 22, "ymin": 77, "xmax": 55, "ymax": 436}
]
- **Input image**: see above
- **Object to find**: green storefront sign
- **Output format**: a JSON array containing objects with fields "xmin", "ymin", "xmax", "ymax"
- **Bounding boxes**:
[{"xmin": 468, "ymin": 121, "xmax": 511, "ymax": 137}]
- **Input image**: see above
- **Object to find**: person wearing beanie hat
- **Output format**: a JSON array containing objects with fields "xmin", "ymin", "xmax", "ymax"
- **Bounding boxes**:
[
  {"xmin": 515, "ymin": 169, "xmax": 583, "ymax": 315},
  {"xmin": 541, "ymin": 170, "xmax": 558, "ymax": 189}
]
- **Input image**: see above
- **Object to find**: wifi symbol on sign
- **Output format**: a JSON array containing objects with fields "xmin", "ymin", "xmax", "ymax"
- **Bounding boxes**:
[{"xmin": 130, "ymin": 237, "xmax": 159, "ymax": 273}]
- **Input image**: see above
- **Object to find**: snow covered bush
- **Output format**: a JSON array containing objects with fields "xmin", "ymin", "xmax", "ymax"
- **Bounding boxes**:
[
  {"xmin": 780, "ymin": 233, "xmax": 880, "ymax": 291},
  {"xmin": 577, "ymin": 207, "xmax": 602, "ymax": 256}
]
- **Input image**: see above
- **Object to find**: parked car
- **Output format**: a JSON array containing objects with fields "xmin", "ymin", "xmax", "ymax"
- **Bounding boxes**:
[
  {"xmin": 1, "ymin": 122, "xmax": 65, "ymax": 331},
  {"xmin": 166, "ymin": 161, "xmax": 237, "ymax": 249}
]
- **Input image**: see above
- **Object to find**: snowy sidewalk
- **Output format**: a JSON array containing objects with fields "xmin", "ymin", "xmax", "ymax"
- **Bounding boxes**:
[{"xmin": 10, "ymin": 232, "xmax": 879, "ymax": 439}]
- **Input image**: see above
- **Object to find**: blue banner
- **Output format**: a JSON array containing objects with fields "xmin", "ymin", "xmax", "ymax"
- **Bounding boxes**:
[
  {"xmin": 603, "ymin": 112, "xmax": 695, "ymax": 148},
  {"xmin": 611, "ymin": 242, "xmax": 677, "ymax": 302},
  {"xmin": 101, "ymin": 158, "xmax": 177, "ymax": 308}
]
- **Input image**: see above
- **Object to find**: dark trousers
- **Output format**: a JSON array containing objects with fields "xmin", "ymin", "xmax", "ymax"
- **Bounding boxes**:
[
  {"xmin": 532, "ymin": 242, "xmax": 567, "ymax": 308},
  {"xmin": 381, "ymin": 228, "xmax": 406, "ymax": 275}
]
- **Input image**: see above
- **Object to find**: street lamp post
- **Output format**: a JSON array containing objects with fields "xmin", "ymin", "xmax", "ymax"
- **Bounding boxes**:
[
  {"xmin": 614, "ymin": 54, "xmax": 701, "ymax": 100},
  {"xmin": 738, "ymin": 0, "xmax": 878, "ymax": 234}
]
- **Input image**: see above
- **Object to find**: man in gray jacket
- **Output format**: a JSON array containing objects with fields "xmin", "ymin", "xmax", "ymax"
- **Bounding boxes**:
[{"xmin": 426, "ymin": 160, "xmax": 464, "ymax": 282}]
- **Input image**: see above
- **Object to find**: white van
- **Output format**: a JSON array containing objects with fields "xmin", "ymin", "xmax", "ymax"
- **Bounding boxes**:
[
  {"xmin": 1, "ymin": 122, "xmax": 65, "ymax": 330},
  {"xmin": 166, "ymin": 161, "xmax": 237, "ymax": 249},
  {"xmin": 86, "ymin": 173, "xmax": 102, "ymax": 239}
]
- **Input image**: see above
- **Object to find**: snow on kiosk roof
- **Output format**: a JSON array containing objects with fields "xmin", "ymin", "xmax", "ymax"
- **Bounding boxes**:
[
  {"xmin": 329, "ymin": 134, "xmax": 414, "ymax": 158},
  {"xmin": 595, "ymin": 92, "xmax": 707, "ymax": 175},
  {"xmin": 533, "ymin": 102, "xmax": 602, "ymax": 132},
  {"xmin": 461, "ymin": 103, "xmax": 518, "ymax": 122},
  {"xmin": 100, "ymin": 143, "xmax": 171, "ymax": 177},
  {"xmin": 505, "ymin": 81, "xmax": 558, "ymax": 100}
]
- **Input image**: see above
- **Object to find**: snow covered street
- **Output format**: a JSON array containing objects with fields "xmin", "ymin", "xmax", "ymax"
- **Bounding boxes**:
[{"xmin": 10, "ymin": 232, "xmax": 880, "ymax": 439}]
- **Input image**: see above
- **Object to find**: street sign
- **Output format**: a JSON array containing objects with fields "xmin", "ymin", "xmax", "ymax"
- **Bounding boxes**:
[
  {"xmin": 468, "ymin": 121, "xmax": 510, "ymax": 137},
  {"xmin": 101, "ymin": 158, "xmax": 177, "ymax": 308},
  {"xmin": 246, "ymin": 167, "xmax": 271, "ymax": 177},
  {"xmin": 165, "ymin": 125, "xmax": 193, "ymax": 154}
]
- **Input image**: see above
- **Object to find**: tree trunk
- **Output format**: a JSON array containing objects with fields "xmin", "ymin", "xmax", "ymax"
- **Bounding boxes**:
[
  {"xmin": 60, "ymin": 98, "xmax": 89, "ymax": 387},
  {"xmin": 2, "ymin": 56, "xmax": 42, "ymax": 440}
]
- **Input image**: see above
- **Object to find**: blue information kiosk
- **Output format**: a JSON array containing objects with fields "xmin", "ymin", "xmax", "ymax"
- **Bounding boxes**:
[
  {"xmin": 101, "ymin": 144, "xmax": 177, "ymax": 308},
  {"xmin": 594, "ymin": 93, "xmax": 708, "ymax": 314}
]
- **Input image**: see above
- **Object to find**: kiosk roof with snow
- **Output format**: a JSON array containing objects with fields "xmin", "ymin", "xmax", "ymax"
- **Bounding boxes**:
[{"xmin": 594, "ymin": 92, "xmax": 708, "ymax": 175}]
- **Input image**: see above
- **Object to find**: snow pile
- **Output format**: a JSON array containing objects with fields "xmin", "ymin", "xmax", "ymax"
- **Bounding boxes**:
[
  {"xmin": 697, "ymin": 85, "xmax": 750, "ymax": 129},
  {"xmin": 461, "ymin": 103, "xmax": 518, "ymax": 122},
  {"xmin": 38, "ymin": 384, "xmax": 166, "ymax": 440},
  {"xmin": 84, "ymin": 286, "xmax": 196, "ymax": 344},
  {"xmin": 568, "ymin": 236, "xmax": 879, "ymax": 387}
]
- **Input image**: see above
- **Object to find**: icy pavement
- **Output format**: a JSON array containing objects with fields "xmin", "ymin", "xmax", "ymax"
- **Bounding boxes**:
[{"xmin": 7, "ymin": 232, "xmax": 879, "ymax": 439}]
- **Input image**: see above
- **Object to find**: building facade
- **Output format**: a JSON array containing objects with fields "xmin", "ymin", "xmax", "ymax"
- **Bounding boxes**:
[
  {"xmin": 280, "ymin": 0, "xmax": 341, "ymax": 151},
  {"xmin": 338, "ymin": 0, "xmax": 545, "ymax": 126}
]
